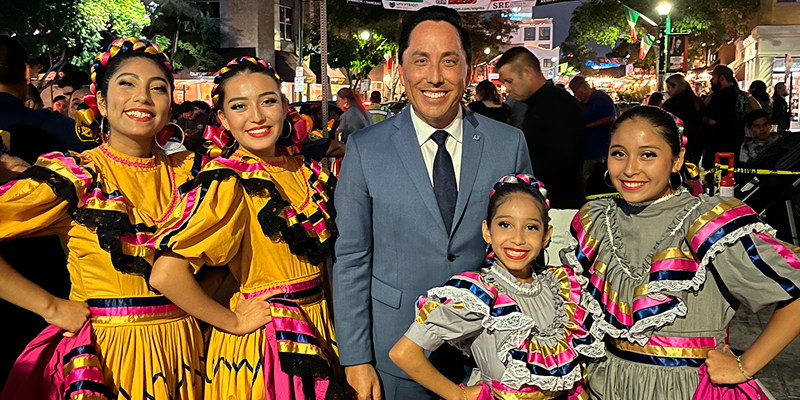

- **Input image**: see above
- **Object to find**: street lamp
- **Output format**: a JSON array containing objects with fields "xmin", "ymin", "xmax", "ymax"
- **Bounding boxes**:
[
  {"xmin": 657, "ymin": 2, "xmax": 672, "ymax": 16},
  {"xmin": 656, "ymin": 2, "xmax": 671, "ymax": 92},
  {"xmin": 484, "ymin": 48, "xmax": 491, "ymax": 55},
  {"xmin": 360, "ymin": 31, "xmax": 371, "ymax": 41}
]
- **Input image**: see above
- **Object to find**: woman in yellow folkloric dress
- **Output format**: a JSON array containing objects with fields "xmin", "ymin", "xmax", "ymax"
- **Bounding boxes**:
[
  {"xmin": 148, "ymin": 57, "xmax": 343, "ymax": 400},
  {"xmin": 0, "ymin": 39, "xmax": 271, "ymax": 400}
]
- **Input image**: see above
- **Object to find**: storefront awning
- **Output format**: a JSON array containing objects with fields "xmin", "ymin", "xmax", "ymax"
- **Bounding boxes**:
[
  {"xmin": 327, "ymin": 65, "xmax": 349, "ymax": 85},
  {"xmin": 275, "ymin": 51, "xmax": 316, "ymax": 83}
]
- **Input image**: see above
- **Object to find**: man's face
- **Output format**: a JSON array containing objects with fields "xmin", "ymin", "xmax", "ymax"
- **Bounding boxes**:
[
  {"xmin": 750, "ymin": 117, "xmax": 772, "ymax": 142},
  {"xmin": 778, "ymin": 85, "xmax": 789, "ymax": 97},
  {"xmin": 399, "ymin": 20, "xmax": 470, "ymax": 129},
  {"xmin": 710, "ymin": 74, "xmax": 721, "ymax": 92},
  {"xmin": 498, "ymin": 64, "xmax": 532, "ymax": 102},
  {"xmin": 68, "ymin": 89, "xmax": 89, "ymax": 119},
  {"xmin": 52, "ymin": 99, "xmax": 66, "ymax": 113},
  {"xmin": 572, "ymin": 84, "xmax": 592, "ymax": 103}
]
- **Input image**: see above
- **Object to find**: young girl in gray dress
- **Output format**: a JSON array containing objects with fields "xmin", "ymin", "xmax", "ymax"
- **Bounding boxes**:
[
  {"xmin": 390, "ymin": 174, "xmax": 604, "ymax": 400},
  {"xmin": 563, "ymin": 106, "xmax": 800, "ymax": 399}
]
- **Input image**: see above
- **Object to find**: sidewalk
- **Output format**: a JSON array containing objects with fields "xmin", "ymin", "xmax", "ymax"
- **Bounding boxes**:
[{"xmin": 729, "ymin": 305, "xmax": 800, "ymax": 399}]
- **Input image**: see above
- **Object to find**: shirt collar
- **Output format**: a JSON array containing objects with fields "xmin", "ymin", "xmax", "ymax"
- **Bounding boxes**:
[{"xmin": 410, "ymin": 105, "xmax": 463, "ymax": 147}]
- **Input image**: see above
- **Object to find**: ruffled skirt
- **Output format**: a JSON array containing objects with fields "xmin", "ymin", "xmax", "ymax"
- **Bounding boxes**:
[
  {"xmin": 91, "ymin": 300, "xmax": 205, "ymax": 399},
  {"xmin": 204, "ymin": 292, "xmax": 342, "ymax": 400}
]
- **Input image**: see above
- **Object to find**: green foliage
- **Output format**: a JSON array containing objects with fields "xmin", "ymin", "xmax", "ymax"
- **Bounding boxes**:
[
  {"xmin": 304, "ymin": 21, "xmax": 395, "ymax": 84},
  {"xmin": 143, "ymin": 0, "xmax": 223, "ymax": 71},
  {"xmin": 1, "ymin": 0, "xmax": 149, "ymax": 70},
  {"xmin": 562, "ymin": 0, "xmax": 759, "ymax": 72}
]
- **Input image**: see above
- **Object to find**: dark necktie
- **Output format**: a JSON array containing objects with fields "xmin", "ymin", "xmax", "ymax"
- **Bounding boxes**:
[{"xmin": 431, "ymin": 129, "xmax": 457, "ymax": 232}]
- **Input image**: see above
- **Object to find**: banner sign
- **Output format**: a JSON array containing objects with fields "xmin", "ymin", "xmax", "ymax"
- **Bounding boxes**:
[
  {"xmin": 379, "ymin": 0, "xmax": 536, "ymax": 12},
  {"xmin": 667, "ymin": 33, "xmax": 689, "ymax": 73}
]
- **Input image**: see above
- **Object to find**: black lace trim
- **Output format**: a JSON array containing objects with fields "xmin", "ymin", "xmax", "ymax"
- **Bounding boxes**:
[
  {"xmin": 278, "ymin": 353, "xmax": 344, "ymax": 400},
  {"xmin": 18, "ymin": 166, "xmax": 153, "ymax": 282},
  {"xmin": 193, "ymin": 166, "xmax": 337, "ymax": 265}
]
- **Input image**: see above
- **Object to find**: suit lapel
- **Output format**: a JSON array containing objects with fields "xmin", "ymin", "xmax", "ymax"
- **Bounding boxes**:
[
  {"xmin": 452, "ymin": 110, "xmax": 484, "ymax": 236},
  {"xmin": 391, "ymin": 109, "xmax": 447, "ymax": 233}
]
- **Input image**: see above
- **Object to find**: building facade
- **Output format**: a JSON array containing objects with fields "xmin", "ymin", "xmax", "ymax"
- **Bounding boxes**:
[{"xmin": 740, "ymin": 0, "xmax": 800, "ymax": 126}]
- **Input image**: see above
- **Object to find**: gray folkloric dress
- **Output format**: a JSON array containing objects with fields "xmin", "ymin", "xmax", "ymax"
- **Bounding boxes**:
[
  {"xmin": 403, "ymin": 263, "xmax": 605, "ymax": 399},
  {"xmin": 561, "ymin": 188, "xmax": 800, "ymax": 400}
]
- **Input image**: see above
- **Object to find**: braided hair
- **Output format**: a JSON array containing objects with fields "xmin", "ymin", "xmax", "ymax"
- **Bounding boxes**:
[
  {"xmin": 74, "ymin": 38, "xmax": 173, "ymax": 141},
  {"xmin": 203, "ymin": 57, "xmax": 289, "ymax": 157},
  {"xmin": 488, "ymin": 174, "xmax": 550, "ymax": 223}
]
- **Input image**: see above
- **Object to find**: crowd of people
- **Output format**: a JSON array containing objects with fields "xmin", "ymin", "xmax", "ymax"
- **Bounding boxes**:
[{"xmin": 0, "ymin": 5, "xmax": 799, "ymax": 400}]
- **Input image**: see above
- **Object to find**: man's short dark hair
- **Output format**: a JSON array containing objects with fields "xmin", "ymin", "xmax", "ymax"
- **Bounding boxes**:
[
  {"xmin": 712, "ymin": 65, "xmax": 734, "ymax": 83},
  {"xmin": 398, "ymin": 6, "xmax": 472, "ymax": 66},
  {"xmin": 370, "ymin": 91, "xmax": 381, "ymax": 103},
  {"xmin": 180, "ymin": 102, "xmax": 195, "ymax": 113},
  {"xmin": 495, "ymin": 47, "xmax": 541, "ymax": 75},
  {"xmin": 193, "ymin": 100, "xmax": 211, "ymax": 113},
  {"xmin": 0, "ymin": 35, "xmax": 29, "ymax": 85},
  {"xmin": 746, "ymin": 109, "xmax": 770, "ymax": 128},
  {"xmin": 568, "ymin": 75, "xmax": 588, "ymax": 90},
  {"xmin": 53, "ymin": 95, "xmax": 67, "ymax": 103}
]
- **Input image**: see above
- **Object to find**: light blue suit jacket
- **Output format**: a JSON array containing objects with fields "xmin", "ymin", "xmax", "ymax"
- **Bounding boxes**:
[{"xmin": 332, "ymin": 107, "xmax": 532, "ymax": 378}]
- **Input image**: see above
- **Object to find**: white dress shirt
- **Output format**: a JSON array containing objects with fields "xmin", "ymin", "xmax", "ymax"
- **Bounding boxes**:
[{"xmin": 410, "ymin": 105, "xmax": 463, "ymax": 190}]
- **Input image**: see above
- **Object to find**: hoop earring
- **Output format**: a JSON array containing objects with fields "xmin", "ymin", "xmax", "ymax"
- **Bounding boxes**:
[
  {"xmin": 97, "ymin": 117, "xmax": 108, "ymax": 144},
  {"xmin": 670, "ymin": 171, "xmax": 684, "ymax": 190},
  {"xmin": 604, "ymin": 170, "xmax": 614, "ymax": 188},
  {"xmin": 156, "ymin": 122, "xmax": 185, "ymax": 152},
  {"xmin": 282, "ymin": 118, "xmax": 293, "ymax": 139}
]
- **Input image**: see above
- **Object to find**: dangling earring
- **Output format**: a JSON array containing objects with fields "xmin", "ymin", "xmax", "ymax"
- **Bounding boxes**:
[
  {"xmin": 156, "ymin": 122, "xmax": 185, "ymax": 152},
  {"xmin": 670, "ymin": 171, "xmax": 684, "ymax": 190},
  {"xmin": 604, "ymin": 170, "xmax": 614, "ymax": 188}
]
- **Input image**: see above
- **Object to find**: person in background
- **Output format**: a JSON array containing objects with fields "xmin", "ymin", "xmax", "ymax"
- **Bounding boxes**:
[
  {"xmin": 646, "ymin": 92, "xmax": 665, "ymax": 107},
  {"xmin": 176, "ymin": 101, "xmax": 208, "ymax": 152},
  {"xmin": 772, "ymin": 82, "xmax": 791, "ymax": 133},
  {"xmin": 664, "ymin": 74, "xmax": 705, "ymax": 163},
  {"xmin": 0, "ymin": 36, "xmax": 95, "ymax": 164},
  {"xmin": 468, "ymin": 79, "xmax": 511, "ymax": 124},
  {"xmin": 336, "ymin": 87, "xmax": 372, "ymax": 142},
  {"xmin": 51, "ymin": 94, "xmax": 67, "ymax": 114},
  {"xmin": 568, "ymin": 75, "xmax": 616, "ymax": 177},
  {"xmin": 704, "ymin": 65, "xmax": 759, "ymax": 165},
  {"xmin": 741, "ymin": 109, "xmax": 781, "ymax": 164},
  {"xmin": 67, "ymin": 85, "xmax": 90, "ymax": 120},
  {"xmin": 693, "ymin": 82, "xmax": 707, "ymax": 99},
  {"xmin": 749, "ymin": 80, "xmax": 772, "ymax": 117},
  {"xmin": 24, "ymin": 84, "xmax": 43, "ymax": 109},
  {"xmin": 498, "ymin": 46, "xmax": 584, "ymax": 262},
  {"xmin": 367, "ymin": 90, "xmax": 388, "ymax": 124},
  {"xmin": 192, "ymin": 99, "xmax": 211, "ymax": 115}
]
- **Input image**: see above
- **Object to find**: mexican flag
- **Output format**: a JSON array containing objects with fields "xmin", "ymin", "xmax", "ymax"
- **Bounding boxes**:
[
  {"xmin": 623, "ymin": 5, "xmax": 639, "ymax": 42},
  {"xmin": 639, "ymin": 34, "xmax": 654, "ymax": 59}
]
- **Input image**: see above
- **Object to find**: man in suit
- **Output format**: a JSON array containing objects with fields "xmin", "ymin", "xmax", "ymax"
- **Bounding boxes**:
[{"xmin": 332, "ymin": 7, "xmax": 532, "ymax": 400}]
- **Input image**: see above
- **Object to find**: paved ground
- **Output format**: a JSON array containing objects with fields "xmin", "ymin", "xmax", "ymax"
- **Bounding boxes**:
[{"xmin": 730, "ymin": 305, "xmax": 800, "ymax": 399}]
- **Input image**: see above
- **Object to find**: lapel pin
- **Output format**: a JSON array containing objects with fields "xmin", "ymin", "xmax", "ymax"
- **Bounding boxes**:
[{"xmin": 473, "ymin": 134, "xmax": 480, "ymax": 141}]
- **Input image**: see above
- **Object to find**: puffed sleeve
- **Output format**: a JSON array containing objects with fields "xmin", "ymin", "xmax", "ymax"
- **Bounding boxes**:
[
  {"xmin": 149, "ymin": 166, "xmax": 248, "ymax": 271},
  {"xmin": 404, "ymin": 271, "xmax": 495, "ymax": 351},
  {"xmin": 686, "ymin": 197, "xmax": 800, "ymax": 312},
  {"xmin": 559, "ymin": 200, "xmax": 608, "ymax": 278},
  {"xmin": 0, "ymin": 152, "xmax": 91, "ymax": 240}
]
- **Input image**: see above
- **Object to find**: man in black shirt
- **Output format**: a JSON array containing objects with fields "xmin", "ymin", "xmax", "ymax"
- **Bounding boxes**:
[
  {"xmin": 0, "ymin": 36, "xmax": 96, "ymax": 164},
  {"xmin": 704, "ymin": 65, "xmax": 758, "ymax": 165},
  {"xmin": 497, "ymin": 47, "xmax": 586, "ymax": 209}
]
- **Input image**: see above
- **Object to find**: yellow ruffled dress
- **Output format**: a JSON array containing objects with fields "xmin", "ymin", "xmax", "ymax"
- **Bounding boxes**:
[
  {"xmin": 148, "ymin": 149, "xmax": 342, "ymax": 400},
  {"xmin": 0, "ymin": 145, "xmax": 205, "ymax": 399}
]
